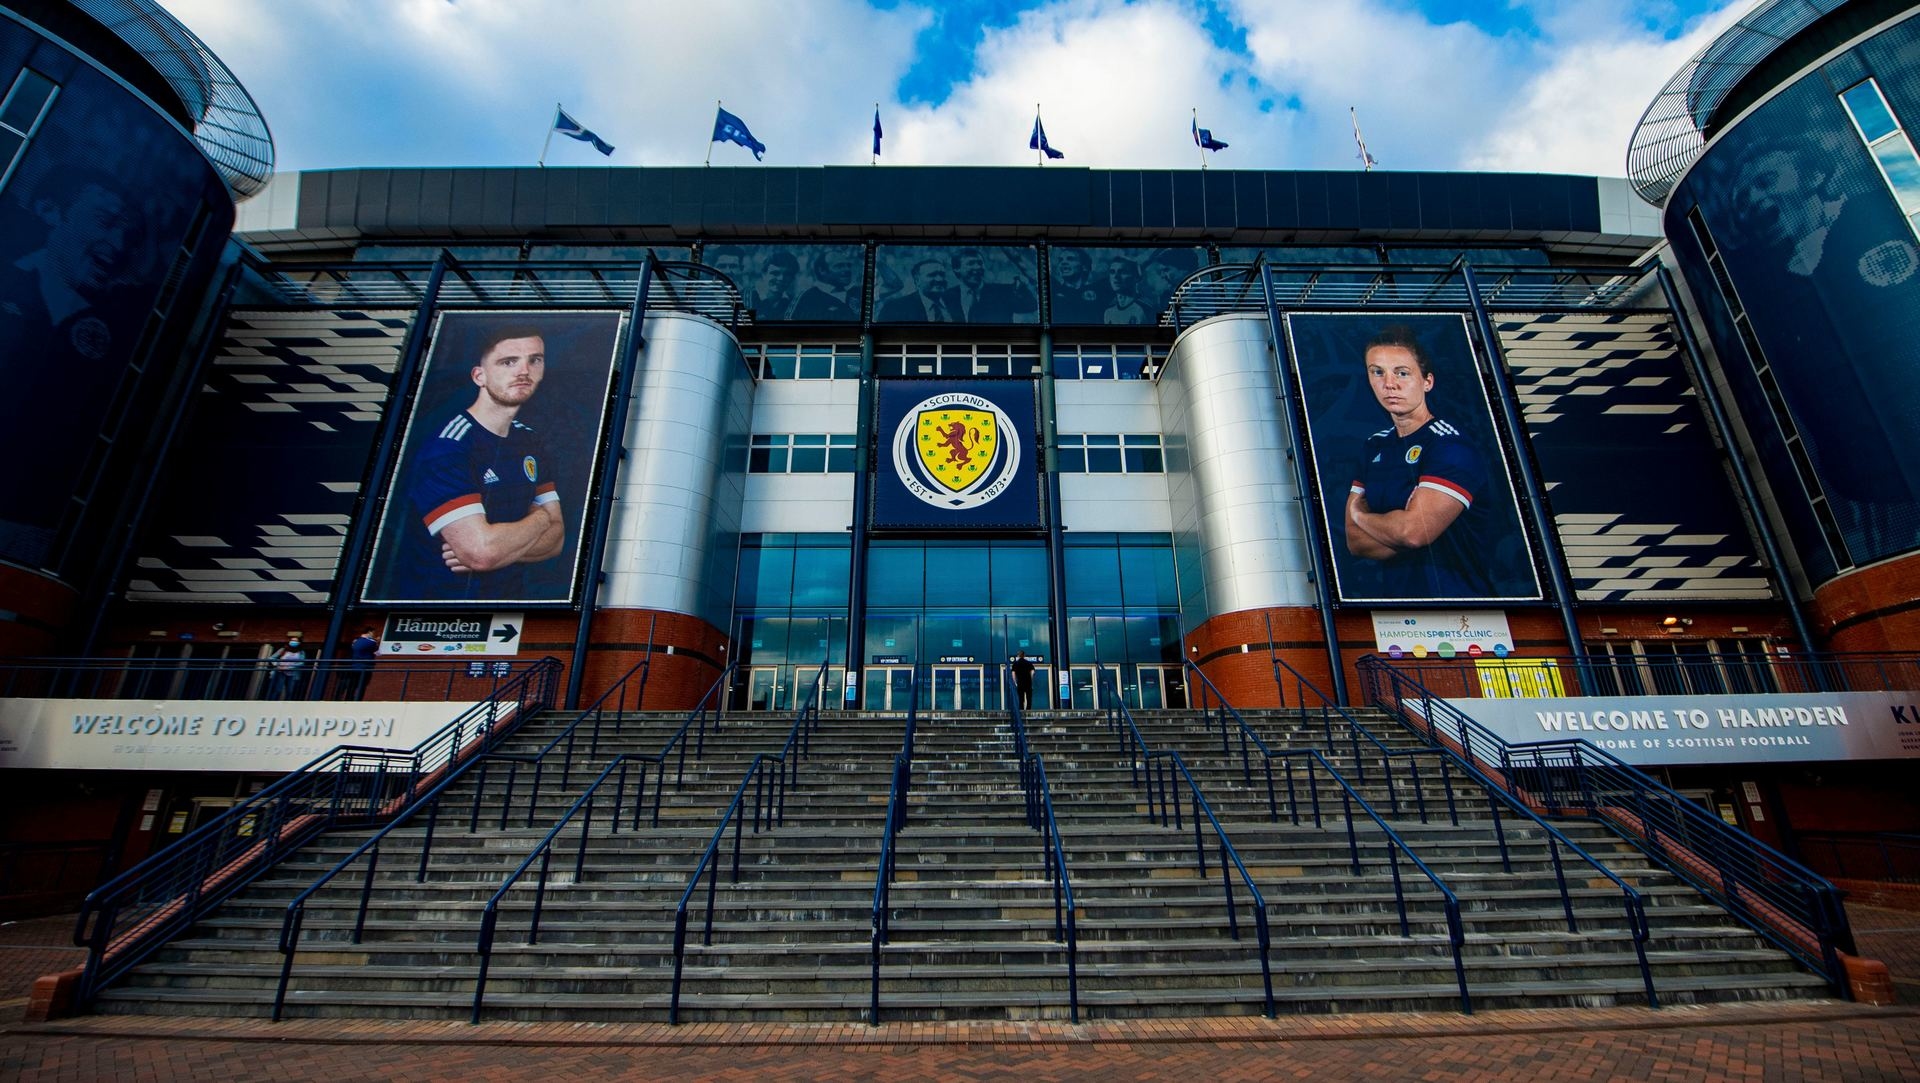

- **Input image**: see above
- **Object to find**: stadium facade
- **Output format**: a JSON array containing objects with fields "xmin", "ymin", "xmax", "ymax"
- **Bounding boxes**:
[{"xmin": 2, "ymin": 0, "xmax": 1918, "ymax": 912}]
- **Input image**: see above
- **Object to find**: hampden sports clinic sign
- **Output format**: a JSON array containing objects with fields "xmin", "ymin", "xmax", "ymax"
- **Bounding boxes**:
[
  {"xmin": 1442, "ymin": 691, "xmax": 1920, "ymax": 766},
  {"xmin": 0, "ymin": 699, "xmax": 482, "ymax": 772}
]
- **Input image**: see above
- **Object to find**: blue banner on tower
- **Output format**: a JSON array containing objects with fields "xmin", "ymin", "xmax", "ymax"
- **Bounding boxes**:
[{"xmin": 873, "ymin": 381, "xmax": 1041, "ymax": 529}]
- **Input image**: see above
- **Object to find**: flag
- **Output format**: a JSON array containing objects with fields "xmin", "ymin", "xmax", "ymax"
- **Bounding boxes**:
[
  {"xmin": 1028, "ymin": 112, "xmax": 1064, "ymax": 160},
  {"xmin": 713, "ymin": 106, "xmax": 766, "ymax": 160},
  {"xmin": 872, "ymin": 108, "xmax": 883, "ymax": 158},
  {"xmin": 554, "ymin": 108, "xmax": 614, "ymax": 156},
  {"xmin": 1192, "ymin": 117, "xmax": 1228, "ymax": 152}
]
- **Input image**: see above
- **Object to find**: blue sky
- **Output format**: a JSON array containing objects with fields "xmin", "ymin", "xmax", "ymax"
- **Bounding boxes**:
[{"xmin": 159, "ymin": 0, "xmax": 1749, "ymax": 179}]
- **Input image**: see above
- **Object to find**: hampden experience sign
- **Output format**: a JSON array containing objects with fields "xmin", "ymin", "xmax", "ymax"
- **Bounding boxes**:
[{"xmin": 1438, "ymin": 691, "xmax": 1920, "ymax": 766}]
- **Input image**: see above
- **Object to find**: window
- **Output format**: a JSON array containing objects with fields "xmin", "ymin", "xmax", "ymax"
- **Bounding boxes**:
[
  {"xmin": 1840, "ymin": 80, "xmax": 1920, "ymax": 239},
  {"xmin": 744, "ymin": 344, "xmax": 861, "ymax": 380},
  {"xmin": 875, "ymin": 343, "xmax": 1041, "ymax": 377},
  {"xmin": 1056, "ymin": 434, "xmax": 1163, "ymax": 473},
  {"xmin": 0, "ymin": 68, "xmax": 58, "ymax": 192},
  {"xmin": 1051, "ymin": 345, "xmax": 1165, "ymax": 380},
  {"xmin": 749, "ymin": 433, "xmax": 857, "ymax": 473}
]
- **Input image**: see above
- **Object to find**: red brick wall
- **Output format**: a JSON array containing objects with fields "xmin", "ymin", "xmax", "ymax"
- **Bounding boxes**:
[
  {"xmin": 1187, "ymin": 604, "xmax": 1801, "ymax": 708},
  {"xmin": 1812, "ymin": 551, "xmax": 1920, "ymax": 652}
]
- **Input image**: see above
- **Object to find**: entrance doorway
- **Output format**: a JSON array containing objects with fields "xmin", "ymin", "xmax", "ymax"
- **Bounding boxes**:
[{"xmin": 1135, "ymin": 665, "xmax": 1187, "ymax": 709}]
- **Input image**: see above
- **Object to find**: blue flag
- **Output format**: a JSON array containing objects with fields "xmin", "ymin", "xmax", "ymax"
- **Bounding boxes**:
[
  {"xmin": 554, "ymin": 108, "xmax": 614, "ymax": 156},
  {"xmin": 713, "ymin": 107, "xmax": 766, "ymax": 160},
  {"xmin": 1192, "ymin": 116, "xmax": 1228, "ymax": 152},
  {"xmin": 1028, "ymin": 112, "xmax": 1064, "ymax": 160},
  {"xmin": 872, "ymin": 108, "xmax": 883, "ymax": 157}
]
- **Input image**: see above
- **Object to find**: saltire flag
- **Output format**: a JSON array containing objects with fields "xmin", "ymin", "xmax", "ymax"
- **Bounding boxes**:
[
  {"xmin": 713, "ymin": 107, "xmax": 767, "ymax": 160},
  {"xmin": 1028, "ymin": 111, "xmax": 1064, "ymax": 160},
  {"xmin": 873, "ymin": 108, "xmax": 884, "ymax": 157},
  {"xmin": 1192, "ymin": 116, "xmax": 1228, "ymax": 152},
  {"xmin": 554, "ymin": 108, "xmax": 614, "ymax": 156}
]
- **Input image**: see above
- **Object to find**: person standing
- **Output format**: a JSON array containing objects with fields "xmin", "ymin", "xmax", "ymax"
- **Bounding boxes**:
[
  {"xmin": 267, "ymin": 638, "xmax": 306, "ymax": 700},
  {"xmin": 1343, "ymin": 324, "xmax": 1498, "ymax": 597},
  {"xmin": 344, "ymin": 628, "xmax": 379, "ymax": 700},
  {"xmin": 1010, "ymin": 650, "xmax": 1037, "ymax": 711},
  {"xmin": 382, "ymin": 325, "xmax": 566, "ymax": 601}
]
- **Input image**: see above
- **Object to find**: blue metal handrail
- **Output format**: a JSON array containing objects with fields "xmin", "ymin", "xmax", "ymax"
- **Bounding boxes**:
[
  {"xmin": 469, "ymin": 651, "xmax": 654, "ymax": 828},
  {"xmin": 868, "ymin": 667, "xmax": 922, "ymax": 1025},
  {"xmin": 1145, "ymin": 750, "xmax": 1277, "ymax": 1018},
  {"xmin": 661, "ymin": 660, "xmax": 833, "ymax": 1023},
  {"xmin": 71, "ymin": 659, "xmax": 562, "ymax": 1008},
  {"xmin": 271, "ymin": 656, "xmax": 658, "ymax": 1020},
  {"xmin": 1171, "ymin": 665, "xmax": 1476, "ymax": 1012},
  {"xmin": 469, "ymin": 750, "xmax": 713, "ymax": 1022},
  {"xmin": 1091, "ymin": 673, "xmax": 1275, "ymax": 1014},
  {"xmin": 1365, "ymin": 656, "xmax": 1849, "ymax": 1004},
  {"xmin": 669, "ymin": 753, "xmax": 795, "ymax": 1024},
  {"xmin": 1024, "ymin": 752, "xmax": 1081, "ymax": 1022},
  {"xmin": 1006, "ymin": 667, "xmax": 1079, "ymax": 1021}
]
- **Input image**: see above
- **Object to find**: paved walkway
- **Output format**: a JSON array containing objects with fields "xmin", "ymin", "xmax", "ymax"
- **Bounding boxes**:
[{"xmin": 3, "ymin": 908, "xmax": 1917, "ymax": 1081}]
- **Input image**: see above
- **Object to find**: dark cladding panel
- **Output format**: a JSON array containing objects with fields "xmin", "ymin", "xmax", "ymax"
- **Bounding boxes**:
[
  {"xmin": 480, "ymin": 169, "xmax": 515, "ymax": 228},
  {"xmin": 510, "ymin": 169, "xmax": 546, "ymax": 231},
  {"xmin": 448, "ymin": 169, "xmax": 487, "ymax": 228},
  {"xmin": 1107, "ymin": 170, "xmax": 1143, "ymax": 229},
  {"xmin": 384, "ymin": 169, "xmax": 423, "ymax": 230},
  {"xmin": 353, "ymin": 170, "xmax": 391, "ymax": 232},
  {"xmin": 1140, "ymin": 171, "xmax": 1173, "ymax": 229},
  {"xmin": 1386, "ymin": 172, "xmax": 1423, "ymax": 230},
  {"xmin": 1293, "ymin": 173, "xmax": 1329, "ymax": 229},
  {"xmin": 414, "ymin": 170, "xmax": 453, "ymax": 233},
  {"xmin": 297, "ymin": 169, "xmax": 331, "ymax": 227},
  {"xmin": 544, "ymin": 169, "xmax": 578, "ymax": 227},
  {"xmin": 1170, "ymin": 171, "xmax": 1204, "ymax": 228},
  {"xmin": 1354, "ymin": 171, "xmax": 1390, "ymax": 229},
  {"xmin": 1324, "ymin": 172, "xmax": 1360, "ymax": 229},
  {"xmin": 573, "ymin": 169, "xmax": 609, "ymax": 221},
  {"xmin": 1202, "ymin": 169, "xmax": 1234, "ymax": 229},
  {"xmin": 1233, "ymin": 171, "xmax": 1268, "ymax": 227}
]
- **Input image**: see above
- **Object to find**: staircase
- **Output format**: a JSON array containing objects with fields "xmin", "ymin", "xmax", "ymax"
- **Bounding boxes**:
[{"xmin": 89, "ymin": 704, "xmax": 1834, "ymax": 1022}]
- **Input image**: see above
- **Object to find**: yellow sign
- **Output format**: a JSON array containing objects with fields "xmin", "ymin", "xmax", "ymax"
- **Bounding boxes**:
[
  {"xmin": 916, "ymin": 408, "xmax": 998, "ymax": 494},
  {"xmin": 1475, "ymin": 657, "xmax": 1564, "ymax": 699}
]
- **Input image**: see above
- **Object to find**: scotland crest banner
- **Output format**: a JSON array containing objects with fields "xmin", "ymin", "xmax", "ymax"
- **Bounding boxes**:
[{"xmin": 874, "ymin": 381, "xmax": 1041, "ymax": 529}]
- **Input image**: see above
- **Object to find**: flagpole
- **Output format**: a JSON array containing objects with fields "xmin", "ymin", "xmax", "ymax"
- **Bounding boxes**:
[
  {"xmin": 872, "ymin": 101, "xmax": 879, "ymax": 166},
  {"xmin": 1193, "ymin": 108, "xmax": 1207, "ymax": 171},
  {"xmin": 1035, "ymin": 103, "xmax": 1042, "ymax": 168},
  {"xmin": 540, "ymin": 102, "xmax": 559, "ymax": 168},
  {"xmin": 707, "ymin": 100, "xmax": 719, "ymax": 167}
]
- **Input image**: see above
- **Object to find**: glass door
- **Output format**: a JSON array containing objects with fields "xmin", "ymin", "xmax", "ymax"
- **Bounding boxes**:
[
  {"xmin": 1068, "ymin": 665, "xmax": 1121, "ymax": 709},
  {"xmin": 745, "ymin": 666, "xmax": 787, "ymax": 711}
]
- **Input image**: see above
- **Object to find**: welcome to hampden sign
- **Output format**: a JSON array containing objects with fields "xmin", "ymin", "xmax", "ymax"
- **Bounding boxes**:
[{"xmin": 1442, "ymin": 691, "xmax": 1920, "ymax": 766}]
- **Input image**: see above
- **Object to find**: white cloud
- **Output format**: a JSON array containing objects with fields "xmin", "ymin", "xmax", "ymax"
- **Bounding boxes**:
[
  {"xmin": 158, "ymin": 0, "xmax": 1752, "ymax": 177},
  {"xmin": 885, "ymin": 1, "xmax": 1275, "ymax": 168},
  {"xmin": 1463, "ymin": 3, "xmax": 1752, "ymax": 176}
]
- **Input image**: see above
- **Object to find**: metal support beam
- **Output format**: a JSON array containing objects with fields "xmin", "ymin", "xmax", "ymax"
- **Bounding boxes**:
[
  {"xmin": 1039, "ymin": 330, "xmax": 1070, "ymax": 705},
  {"xmin": 1655, "ymin": 265, "xmax": 1818, "ymax": 655},
  {"xmin": 1257, "ymin": 263, "xmax": 1348, "ymax": 704},
  {"xmin": 566, "ymin": 257, "xmax": 655, "ymax": 708},
  {"xmin": 319, "ymin": 252, "xmax": 453, "ymax": 667},
  {"xmin": 1459, "ymin": 263, "xmax": 1585, "ymax": 658},
  {"xmin": 79, "ymin": 255, "xmax": 249, "ymax": 656},
  {"xmin": 846, "ymin": 331, "xmax": 876, "ymax": 707}
]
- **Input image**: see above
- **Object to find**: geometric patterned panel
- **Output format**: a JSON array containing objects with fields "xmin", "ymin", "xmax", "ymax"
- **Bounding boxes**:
[
  {"xmin": 124, "ymin": 309, "xmax": 413, "ymax": 604},
  {"xmin": 1497, "ymin": 311, "xmax": 1774, "ymax": 603}
]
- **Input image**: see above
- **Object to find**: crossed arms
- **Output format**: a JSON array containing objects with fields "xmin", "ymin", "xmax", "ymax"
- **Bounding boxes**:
[
  {"xmin": 440, "ymin": 501, "xmax": 564, "ymax": 574},
  {"xmin": 1344, "ymin": 487, "xmax": 1467, "ymax": 560}
]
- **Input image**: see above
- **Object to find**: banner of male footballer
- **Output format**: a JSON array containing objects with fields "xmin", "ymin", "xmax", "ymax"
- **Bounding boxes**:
[
  {"xmin": 362, "ymin": 311, "xmax": 624, "ymax": 606},
  {"xmin": 873, "ymin": 381, "xmax": 1041, "ymax": 529},
  {"xmin": 1285, "ymin": 312, "xmax": 1541, "ymax": 604}
]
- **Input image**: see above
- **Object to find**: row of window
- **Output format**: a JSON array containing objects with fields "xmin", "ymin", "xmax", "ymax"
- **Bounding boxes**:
[
  {"xmin": 747, "ymin": 432, "xmax": 1164, "ymax": 474},
  {"xmin": 0, "ymin": 68, "xmax": 58, "ymax": 193},
  {"xmin": 1840, "ymin": 79, "xmax": 1920, "ymax": 240},
  {"xmin": 742, "ymin": 343, "xmax": 1168, "ymax": 381}
]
